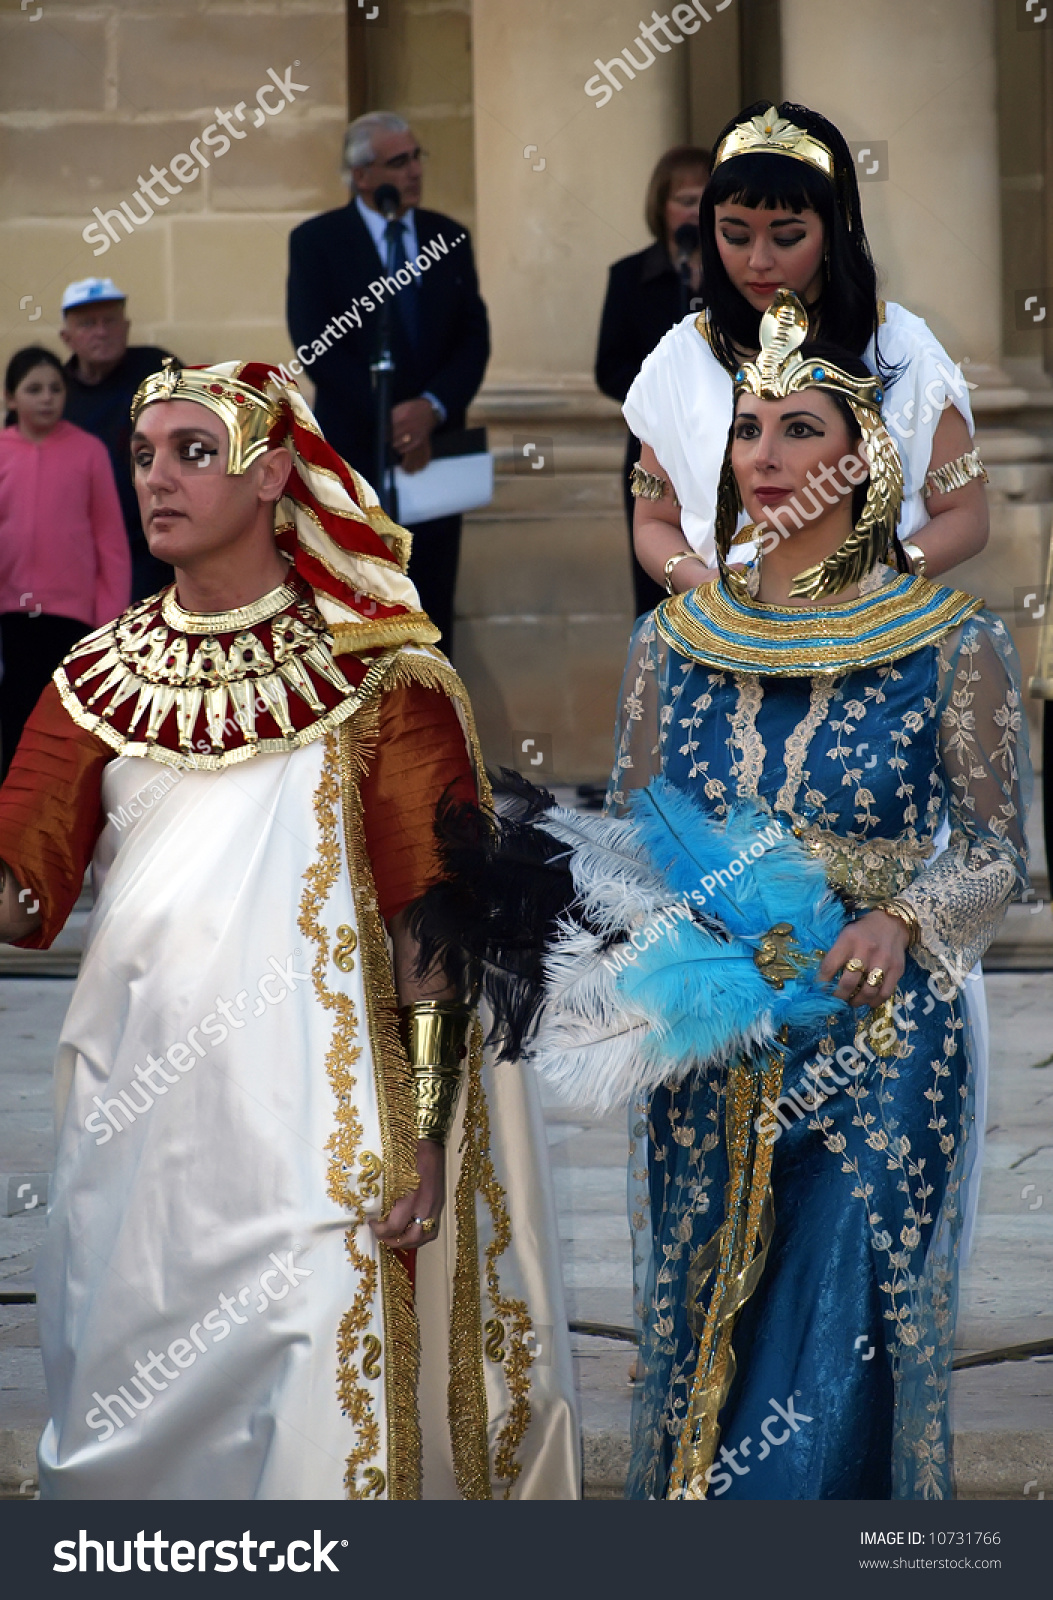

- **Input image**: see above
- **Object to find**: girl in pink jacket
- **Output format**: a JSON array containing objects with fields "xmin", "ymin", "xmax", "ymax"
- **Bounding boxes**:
[{"xmin": 0, "ymin": 346, "xmax": 131, "ymax": 776}]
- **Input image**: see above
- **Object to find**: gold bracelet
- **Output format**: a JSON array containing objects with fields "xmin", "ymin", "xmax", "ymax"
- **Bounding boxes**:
[
  {"xmin": 630, "ymin": 460, "xmax": 680, "ymax": 507},
  {"xmin": 902, "ymin": 541, "xmax": 928, "ymax": 579},
  {"xmin": 663, "ymin": 551, "xmax": 696, "ymax": 595},
  {"xmin": 922, "ymin": 448, "xmax": 988, "ymax": 500},
  {"xmin": 877, "ymin": 897, "xmax": 921, "ymax": 949},
  {"xmin": 399, "ymin": 1000, "xmax": 472, "ymax": 1144}
]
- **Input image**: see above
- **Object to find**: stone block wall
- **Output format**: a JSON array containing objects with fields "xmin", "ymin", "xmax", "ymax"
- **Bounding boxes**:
[{"xmin": 0, "ymin": 0, "xmax": 349, "ymax": 369}]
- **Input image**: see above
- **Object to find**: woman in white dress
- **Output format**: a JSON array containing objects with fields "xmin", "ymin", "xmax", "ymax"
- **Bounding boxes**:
[
  {"xmin": 626, "ymin": 102, "xmax": 993, "ymax": 1257},
  {"xmin": 627, "ymin": 102, "xmax": 990, "ymax": 597}
]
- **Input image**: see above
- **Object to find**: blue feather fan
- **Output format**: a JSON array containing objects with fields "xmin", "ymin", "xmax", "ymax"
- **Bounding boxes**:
[{"xmin": 528, "ymin": 780, "xmax": 849, "ymax": 1111}]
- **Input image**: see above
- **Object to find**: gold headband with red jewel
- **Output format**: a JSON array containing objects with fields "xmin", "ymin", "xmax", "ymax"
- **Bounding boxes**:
[{"xmin": 131, "ymin": 358, "xmax": 281, "ymax": 475}]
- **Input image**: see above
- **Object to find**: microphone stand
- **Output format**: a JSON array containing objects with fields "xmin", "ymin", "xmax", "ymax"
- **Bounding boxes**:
[
  {"xmin": 673, "ymin": 222, "xmax": 700, "ymax": 319},
  {"xmin": 370, "ymin": 185, "xmax": 403, "ymax": 517}
]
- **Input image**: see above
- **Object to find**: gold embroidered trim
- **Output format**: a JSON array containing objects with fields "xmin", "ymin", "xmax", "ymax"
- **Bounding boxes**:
[
  {"xmin": 775, "ymin": 677, "xmax": 839, "ymax": 815},
  {"xmin": 656, "ymin": 580, "xmax": 984, "ymax": 677},
  {"xmin": 330, "ymin": 613, "xmax": 442, "ymax": 655},
  {"xmin": 161, "ymin": 580, "xmax": 297, "ymax": 633},
  {"xmin": 456, "ymin": 1021, "xmax": 535, "ymax": 1498},
  {"xmin": 338, "ymin": 697, "xmax": 422, "ymax": 1500},
  {"xmin": 448, "ymin": 1019, "xmax": 494, "ymax": 1499},
  {"xmin": 298, "ymin": 734, "xmax": 380, "ymax": 1499},
  {"xmin": 728, "ymin": 674, "xmax": 765, "ymax": 799},
  {"xmin": 796, "ymin": 825, "xmax": 936, "ymax": 908},
  {"xmin": 669, "ymin": 1049, "xmax": 784, "ymax": 1498},
  {"xmin": 382, "ymin": 648, "xmax": 517, "ymax": 1495}
]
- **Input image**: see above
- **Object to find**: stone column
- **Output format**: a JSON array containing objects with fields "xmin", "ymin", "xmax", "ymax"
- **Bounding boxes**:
[
  {"xmin": 470, "ymin": 0, "xmax": 691, "ymax": 384},
  {"xmin": 782, "ymin": 0, "xmax": 1050, "ymax": 772},
  {"xmin": 781, "ymin": 0, "xmax": 1007, "ymax": 381}
]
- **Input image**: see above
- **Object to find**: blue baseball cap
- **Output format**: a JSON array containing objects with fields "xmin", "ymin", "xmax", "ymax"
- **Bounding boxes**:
[{"xmin": 61, "ymin": 277, "xmax": 127, "ymax": 313}]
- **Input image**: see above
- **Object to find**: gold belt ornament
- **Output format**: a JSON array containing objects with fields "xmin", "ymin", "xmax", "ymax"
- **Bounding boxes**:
[{"xmin": 668, "ymin": 1045, "xmax": 786, "ymax": 1499}]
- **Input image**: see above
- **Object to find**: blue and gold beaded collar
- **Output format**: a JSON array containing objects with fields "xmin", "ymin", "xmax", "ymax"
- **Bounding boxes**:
[{"xmin": 655, "ymin": 573, "xmax": 984, "ymax": 677}]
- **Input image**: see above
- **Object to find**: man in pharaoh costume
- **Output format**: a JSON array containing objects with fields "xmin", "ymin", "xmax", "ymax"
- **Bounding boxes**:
[
  {"xmin": 0, "ymin": 359, "xmax": 579, "ymax": 1500},
  {"xmin": 416, "ymin": 292, "xmax": 1030, "ymax": 1499}
]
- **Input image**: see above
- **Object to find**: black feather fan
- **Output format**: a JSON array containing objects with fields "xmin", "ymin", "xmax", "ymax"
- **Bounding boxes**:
[{"xmin": 406, "ymin": 770, "xmax": 602, "ymax": 1060}]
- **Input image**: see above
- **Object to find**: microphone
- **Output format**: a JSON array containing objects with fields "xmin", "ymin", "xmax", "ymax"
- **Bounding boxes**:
[
  {"xmin": 674, "ymin": 222, "xmax": 699, "ymax": 266},
  {"xmin": 374, "ymin": 184, "xmax": 402, "ymax": 220}
]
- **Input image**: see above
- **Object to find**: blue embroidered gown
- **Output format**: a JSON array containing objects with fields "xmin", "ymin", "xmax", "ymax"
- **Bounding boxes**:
[{"xmin": 607, "ymin": 573, "xmax": 1031, "ymax": 1500}]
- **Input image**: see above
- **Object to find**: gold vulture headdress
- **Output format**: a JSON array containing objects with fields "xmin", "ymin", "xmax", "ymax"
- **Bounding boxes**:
[
  {"xmin": 716, "ymin": 288, "xmax": 904, "ymax": 600},
  {"xmin": 131, "ymin": 358, "xmax": 279, "ymax": 475},
  {"xmin": 711, "ymin": 106, "xmax": 835, "ymax": 182}
]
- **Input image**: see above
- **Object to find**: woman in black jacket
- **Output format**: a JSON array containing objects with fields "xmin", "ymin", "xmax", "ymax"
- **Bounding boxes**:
[{"xmin": 595, "ymin": 145, "xmax": 711, "ymax": 616}]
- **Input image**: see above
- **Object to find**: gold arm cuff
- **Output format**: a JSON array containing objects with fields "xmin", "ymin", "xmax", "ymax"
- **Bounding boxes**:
[
  {"xmin": 877, "ymin": 896, "xmax": 921, "ymax": 949},
  {"xmin": 664, "ymin": 550, "xmax": 696, "ymax": 595},
  {"xmin": 922, "ymin": 448, "xmax": 988, "ymax": 500},
  {"xmin": 399, "ymin": 1001, "xmax": 472, "ymax": 1144},
  {"xmin": 902, "ymin": 541, "xmax": 928, "ymax": 579},
  {"xmin": 630, "ymin": 461, "xmax": 680, "ymax": 507}
]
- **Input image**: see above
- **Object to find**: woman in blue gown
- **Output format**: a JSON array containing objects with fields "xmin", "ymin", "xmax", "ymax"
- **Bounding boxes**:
[{"xmin": 605, "ymin": 292, "xmax": 1031, "ymax": 1500}]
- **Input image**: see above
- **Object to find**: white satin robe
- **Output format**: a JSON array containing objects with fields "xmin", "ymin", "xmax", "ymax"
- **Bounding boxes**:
[{"xmin": 36, "ymin": 739, "xmax": 579, "ymax": 1499}]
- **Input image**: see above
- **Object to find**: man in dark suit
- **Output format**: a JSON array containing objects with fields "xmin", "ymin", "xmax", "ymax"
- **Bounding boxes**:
[{"xmin": 286, "ymin": 112, "xmax": 490, "ymax": 654}]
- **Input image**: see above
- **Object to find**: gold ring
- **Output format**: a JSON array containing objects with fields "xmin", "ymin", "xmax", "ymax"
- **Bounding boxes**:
[
  {"xmin": 844, "ymin": 958, "xmax": 864, "ymax": 974},
  {"xmin": 414, "ymin": 1216, "xmax": 437, "ymax": 1234},
  {"xmin": 864, "ymin": 967, "xmax": 884, "ymax": 988}
]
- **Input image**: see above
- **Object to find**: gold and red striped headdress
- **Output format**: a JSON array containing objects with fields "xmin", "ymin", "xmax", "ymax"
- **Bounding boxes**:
[{"xmin": 131, "ymin": 358, "xmax": 438, "ymax": 652}]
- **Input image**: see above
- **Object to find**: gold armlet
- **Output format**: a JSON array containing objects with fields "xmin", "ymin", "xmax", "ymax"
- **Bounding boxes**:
[
  {"xmin": 922, "ymin": 448, "xmax": 988, "ymax": 500},
  {"xmin": 663, "ymin": 551, "xmax": 696, "ymax": 594},
  {"xmin": 399, "ymin": 1000, "xmax": 472, "ymax": 1144},
  {"xmin": 877, "ymin": 897, "xmax": 921, "ymax": 949},
  {"xmin": 902, "ymin": 541, "xmax": 928, "ymax": 579},
  {"xmin": 630, "ymin": 461, "xmax": 680, "ymax": 507}
]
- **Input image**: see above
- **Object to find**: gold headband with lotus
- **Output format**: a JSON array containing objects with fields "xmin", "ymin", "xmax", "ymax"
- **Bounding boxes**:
[
  {"xmin": 131, "ymin": 358, "xmax": 282, "ymax": 474},
  {"xmin": 712, "ymin": 106, "xmax": 835, "ymax": 183},
  {"xmin": 716, "ymin": 289, "xmax": 904, "ymax": 600}
]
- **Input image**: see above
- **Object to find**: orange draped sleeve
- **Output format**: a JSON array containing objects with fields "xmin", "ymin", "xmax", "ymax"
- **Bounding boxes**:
[
  {"xmin": 0, "ymin": 682, "xmax": 111, "ymax": 948},
  {"xmin": 359, "ymin": 678, "xmax": 477, "ymax": 924}
]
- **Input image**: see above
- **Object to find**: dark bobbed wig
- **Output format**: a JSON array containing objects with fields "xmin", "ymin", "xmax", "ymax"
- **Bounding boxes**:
[
  {"xmin": 4, "ymin": 345, "xmax": 66, "ymax": 427},
  {"xmin": 701, "ymin": 101, "xmax": 890, "ymax": 382}
]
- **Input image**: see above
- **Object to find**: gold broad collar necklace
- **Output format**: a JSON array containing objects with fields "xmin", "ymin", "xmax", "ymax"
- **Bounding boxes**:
[
  {"xmin": 54, "ymin": 577, "xmax": 396, "ymax": 771},
  {"xmin": 655, "ymin": 571, "xmax": 985, "ymax": 677}
]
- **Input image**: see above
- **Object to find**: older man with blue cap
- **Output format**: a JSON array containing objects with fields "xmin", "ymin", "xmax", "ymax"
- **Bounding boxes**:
[{"xmin": 60, "ymin": 276, "xmax": 179, "ymax": 600}]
